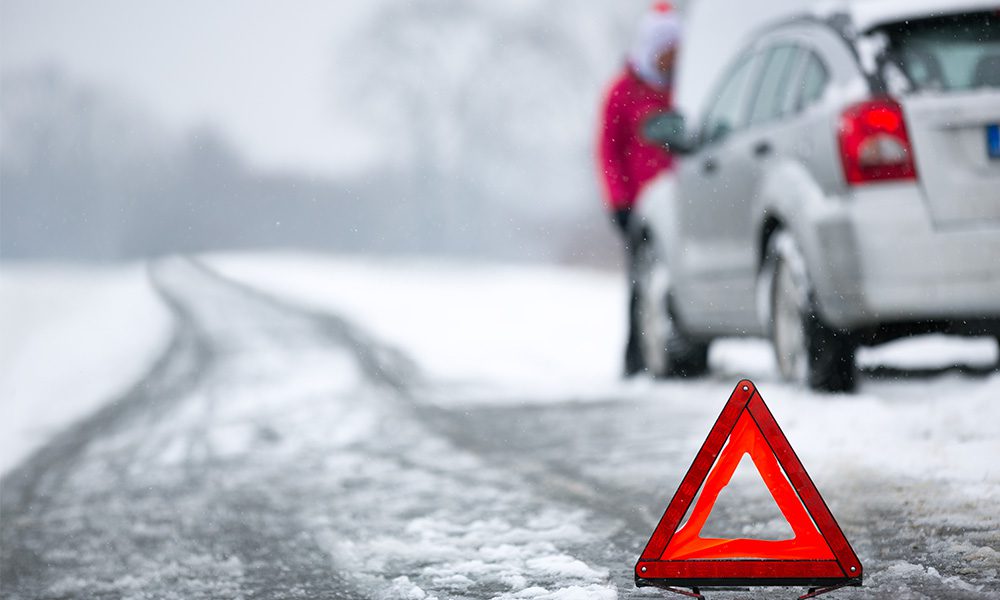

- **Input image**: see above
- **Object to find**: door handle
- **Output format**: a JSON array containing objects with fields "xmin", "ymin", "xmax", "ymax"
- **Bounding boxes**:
[
  {"xmin": 702, "ymin": 157, "xmax": 718, "ymax": 174},
  {"xmin": 753, "ymin": 140, "xmax": 773, "ymax": 158}
]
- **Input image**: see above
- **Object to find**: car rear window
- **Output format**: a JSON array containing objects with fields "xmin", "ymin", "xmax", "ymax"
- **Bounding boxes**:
[{"xmin": 878, "ymin": 11, "xmax": 1000, "ymax": 92}]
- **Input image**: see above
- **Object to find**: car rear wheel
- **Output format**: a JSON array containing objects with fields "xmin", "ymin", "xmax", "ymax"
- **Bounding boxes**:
[
  {"xmin": 631, "ymin": 233, "xmax": 709, "ymax": 378},
  {"xmin": 765, "ymin": 231, "xmax": 856, "ymax": 392}
]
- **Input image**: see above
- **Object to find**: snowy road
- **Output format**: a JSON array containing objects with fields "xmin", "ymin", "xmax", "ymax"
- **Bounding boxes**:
[{"xmin": 2, "ymin": 258, "xmax": 998, "ymax": 599}]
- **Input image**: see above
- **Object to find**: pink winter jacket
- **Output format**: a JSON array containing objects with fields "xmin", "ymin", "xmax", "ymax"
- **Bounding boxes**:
[{"xmin": 597, "ymin": 67, "xmax": 675, "ymax": 211}]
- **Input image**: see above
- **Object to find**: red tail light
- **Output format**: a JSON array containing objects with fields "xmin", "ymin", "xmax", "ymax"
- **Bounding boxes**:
[{"xmin": 838, "ymin": 98, "xmax": 917, "ymax": 185}]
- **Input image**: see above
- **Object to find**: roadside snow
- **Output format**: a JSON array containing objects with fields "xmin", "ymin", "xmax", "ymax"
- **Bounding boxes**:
[
  {"xmin": 210, "ymin": 252, "xmax": 627, "ymax": 397},
  {"xmin": 0, "ymin": 263, "xmax": 171, "ymax": 475}
]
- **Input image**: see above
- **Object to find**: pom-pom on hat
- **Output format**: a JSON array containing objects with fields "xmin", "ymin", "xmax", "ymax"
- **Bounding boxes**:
[{"xmin": 629, "ymin": 1, "xmax": 682, "ymax": 88}]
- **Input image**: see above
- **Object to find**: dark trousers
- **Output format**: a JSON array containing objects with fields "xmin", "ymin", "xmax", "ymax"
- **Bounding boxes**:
[{"xmin": 615, "ymin": 209, "xmax": 643, "ymax": 375}]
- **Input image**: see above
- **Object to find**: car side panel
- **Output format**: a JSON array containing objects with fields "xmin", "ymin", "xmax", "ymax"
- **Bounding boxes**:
[
  {"xmin": 753, "ymin": 24, "xmax": 873, "ymax": 328},
  {"xmin": 672, "ymin": 22, "xmax": 869, "ymax": 338}
]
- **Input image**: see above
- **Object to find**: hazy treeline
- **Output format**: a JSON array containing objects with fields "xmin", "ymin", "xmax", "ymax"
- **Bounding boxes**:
[
  {"xmin": 1, "ymin": 1, "xmax": 638, "ymax": 264},
  {"xmin": 1, "ymin": 67, "xmax": 475, "ymax": 260}
]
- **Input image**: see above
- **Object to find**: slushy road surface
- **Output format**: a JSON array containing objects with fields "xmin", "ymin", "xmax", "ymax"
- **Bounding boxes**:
[{"xmin": 3, "ymin": 259, "xmax": 997, "ymax": 599}]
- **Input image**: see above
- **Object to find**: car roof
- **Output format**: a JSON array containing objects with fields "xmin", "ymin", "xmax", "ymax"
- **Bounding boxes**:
[
  {"xmin": 813, "ymin": 0, "xmax": 999, "ymax": 33},
  {"xmin": 730, "ymin": 0, "xmax": 996, "ymax": 96},
  {"xmin": 747, "ymin": 0, "xmax": 997, "ymax": 59}
]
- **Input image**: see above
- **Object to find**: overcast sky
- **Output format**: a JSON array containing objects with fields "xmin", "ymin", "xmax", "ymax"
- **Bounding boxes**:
[
  {"xmin": 2, "ymin": 0, "xmax": 380, "ymax": 175},
  {"xmin": 2, "ymin": 0, "xmax": 810, "ymax": 178}
]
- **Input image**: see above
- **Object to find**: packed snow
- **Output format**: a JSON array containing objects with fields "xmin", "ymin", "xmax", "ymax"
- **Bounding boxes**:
[{"xmin": 0, "ymin": 263, "xmax": 171, "ymax": 475}]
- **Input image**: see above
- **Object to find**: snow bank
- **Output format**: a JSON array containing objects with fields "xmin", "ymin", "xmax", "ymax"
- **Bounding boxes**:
[{"xmin": 0, "ymin": 263, "xmax": 171, "ymax": 475}]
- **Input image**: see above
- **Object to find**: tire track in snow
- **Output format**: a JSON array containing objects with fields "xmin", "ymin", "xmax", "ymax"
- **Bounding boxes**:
[
  {"xmin": 1, "ymin": 258, "xmax": 372, "ymax": 599},
  {"xmin": 1, "ymin": 258, "xmax": 627, "ymax": 599}
]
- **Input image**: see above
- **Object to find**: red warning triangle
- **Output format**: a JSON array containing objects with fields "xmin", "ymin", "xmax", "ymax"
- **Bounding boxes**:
[{"xmin": 635, "ymin": 380, "xmax": 862, "ymax": 589}]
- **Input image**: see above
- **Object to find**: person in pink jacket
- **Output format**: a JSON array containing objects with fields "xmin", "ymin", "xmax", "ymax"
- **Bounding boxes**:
[{"xmin": 598, "ymin": 2, "xmax": 681, "ymax": 374}]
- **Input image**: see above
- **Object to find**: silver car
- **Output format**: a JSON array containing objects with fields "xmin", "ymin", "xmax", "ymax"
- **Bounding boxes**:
[{"xmin": 634, "ymin": 1, "xmax": 1000, "ymax": 391}]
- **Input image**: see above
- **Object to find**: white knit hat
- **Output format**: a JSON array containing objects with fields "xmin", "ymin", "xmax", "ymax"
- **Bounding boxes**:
[{"xmin": 629, "ymin": 2, "xmax": 682, "ymax": 88}]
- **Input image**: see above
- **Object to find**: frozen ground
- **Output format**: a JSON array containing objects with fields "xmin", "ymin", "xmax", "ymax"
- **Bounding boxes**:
[{"xmin": 2, "ymin": 253, "xmax": 999, "ymax": 599}]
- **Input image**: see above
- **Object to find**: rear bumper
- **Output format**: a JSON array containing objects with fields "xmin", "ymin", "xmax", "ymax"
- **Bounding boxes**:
[{"xmin": 801, "ymin": 183, "xmax": 1000, "ymax": 333}]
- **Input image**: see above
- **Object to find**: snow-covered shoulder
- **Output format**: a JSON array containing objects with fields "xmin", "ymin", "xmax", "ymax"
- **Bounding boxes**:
[{"xmin": 0, "ymin": 262, "xmax": 172, "ymax": 475}]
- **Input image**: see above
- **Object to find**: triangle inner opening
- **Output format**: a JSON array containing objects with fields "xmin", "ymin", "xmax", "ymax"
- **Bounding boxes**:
[{"xmin": 700, "ymin": 453, "xmax": 794, "ymax": 541}]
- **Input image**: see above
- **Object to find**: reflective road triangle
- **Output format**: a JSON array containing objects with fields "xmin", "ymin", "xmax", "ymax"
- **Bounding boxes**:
[{"xmin": 635, "ymin": 380, "xmax": 862, "ymax": 589}]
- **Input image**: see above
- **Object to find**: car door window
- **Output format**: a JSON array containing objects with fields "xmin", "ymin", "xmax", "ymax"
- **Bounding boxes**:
[
  {"xmin": 748, "ymin": 45, "xmax": 800, "ymax": 126},
  {"xmin": 701, "ymin": 55, "xmax": 757, "ymax": 145},
  {"xmin": 794, "ymin": 51, "xmax": 828, "ymax": 111}
]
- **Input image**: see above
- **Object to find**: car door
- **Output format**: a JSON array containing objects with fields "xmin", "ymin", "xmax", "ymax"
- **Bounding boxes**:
[
  {"xmin": 723, "ymin": 44, "xmax": 804, "ymax": 326},
  {"xmin": 673, "ymin": 52, "xmax": 762, "ymax": 333}
]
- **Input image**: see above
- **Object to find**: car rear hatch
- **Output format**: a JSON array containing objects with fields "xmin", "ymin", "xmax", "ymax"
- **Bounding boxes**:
[{"xmin": 870, "ymin": 10, "xmax": 1000, "ymax": 227}]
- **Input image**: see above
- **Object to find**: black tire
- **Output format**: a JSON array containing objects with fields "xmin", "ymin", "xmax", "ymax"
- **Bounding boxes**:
[
  {"xmin": 630, "ymin": 233, "xmax": 710, "ymax": 378},
  {"xmin": 663, "ymin": 295, "xmax": 711, "ymax": 377},
  {"xmin": 764, "ymin": 231, "xmax": 856, "ymax": 392}
]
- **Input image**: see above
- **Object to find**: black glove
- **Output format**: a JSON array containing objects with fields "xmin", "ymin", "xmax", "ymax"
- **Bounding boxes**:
[{"xmin": 612, "ymin": 207, "xmax": 632, "ymax": 234}]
